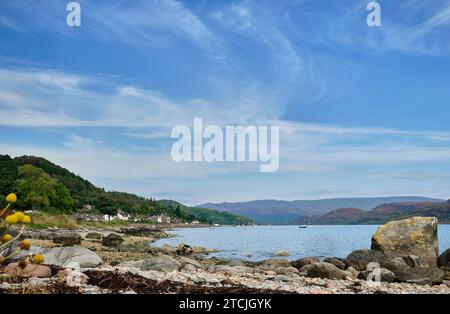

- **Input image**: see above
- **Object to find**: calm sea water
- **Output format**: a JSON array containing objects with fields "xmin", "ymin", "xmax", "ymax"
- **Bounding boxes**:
[{"xmin": 153, "ymin": 225, "xmax": 450, "ymax": 261}]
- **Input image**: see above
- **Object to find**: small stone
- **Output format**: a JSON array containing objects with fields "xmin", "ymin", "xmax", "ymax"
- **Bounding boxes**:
[
  {"xmin": 274, "ymin": 250, "xmax": 290, "ymax": 257},
  {"xmin": 291, "ymin": 256, "xmax": 320, "ymax": 269},
  {"xmin": 58, "ymin": 269, "xmax": 89, "ymax": 287},
  {"xmin": 85, "ymin": 232, "xmax": 103, "ymax": 240}
]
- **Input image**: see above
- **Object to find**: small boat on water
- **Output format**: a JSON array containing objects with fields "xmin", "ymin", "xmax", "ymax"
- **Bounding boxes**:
[{"xmin": 298, "ymin": 225, "xmax": 308, "ymax": 228}]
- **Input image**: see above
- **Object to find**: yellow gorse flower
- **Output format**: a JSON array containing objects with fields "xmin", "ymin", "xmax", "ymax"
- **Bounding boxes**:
[
  {"xmin": 6, "ymin": 193, "xmax": 17, "ymax": 203},
  {"xmin": 19, "ymin": 239, "xmax": 31, "ymax": 250},
  {"xmin": 22, "ymin": 215, "xmax": 31, "ymax": 224},
  {"xmin": 32, "ymin": 254, "xmax": 45, "ymax": 264},
  {"xmin": 1, "ymin": 234, "xmax": 13, "ymax": 243},
  {"xmin": 5, "ymin": 214, "xmax": 18, "ymax": 224},
  {"xmin": 14, "ymin": 211, "xmax": 25, "ymax": 222}
]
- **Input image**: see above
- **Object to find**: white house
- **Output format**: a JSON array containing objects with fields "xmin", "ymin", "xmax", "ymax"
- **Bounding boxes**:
[
  {"xmin": 149, "ymin": 214, "xmax": 171, "ymax": 224},
  {"xmin": 117, "ymin": 210, "xmax": 130, "ymax": 221}
]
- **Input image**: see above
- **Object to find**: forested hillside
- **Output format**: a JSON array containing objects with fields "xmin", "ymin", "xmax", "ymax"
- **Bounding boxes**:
[{"xmin": 0, "ymin": 155, "xmax": 252, "ymax": 225}]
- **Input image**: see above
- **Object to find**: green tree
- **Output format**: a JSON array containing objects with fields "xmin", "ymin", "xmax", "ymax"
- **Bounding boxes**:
[
  {"xmin": 16, "ymin": 164, "xmax": 73, "ymax": 213},
  {"xmin": 175, "ymin": 205, "xmax": 182, "ymax": 217}
]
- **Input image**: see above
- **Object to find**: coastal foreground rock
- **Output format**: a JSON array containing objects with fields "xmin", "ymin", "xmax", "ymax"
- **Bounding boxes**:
[{"xmin": 2, "ymin": 217, "xmax": 450, "ymax": 294}]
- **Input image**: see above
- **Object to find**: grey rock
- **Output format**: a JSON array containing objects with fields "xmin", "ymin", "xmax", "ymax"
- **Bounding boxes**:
[
  {"xmin": 324, "ymin": 257, "xmax": 346, "ymax": 270},
  {"xmin": 141, "ymin": 255, "xmax": 181, "ymax": 272},
  {"xmin": 383, "ymin": 256, "xmax": 444, "ymax": 285},
  {"xmin": 358, "ymin": 268, "xmax": 395, "ymax": 283},
  {"xmin": 53, "ymin": 233, "xmax": 82, "ymax": 246},
  {"xmin": 179, "ymin": 257, "xmax": 204, "ymax": 270},
  {"xmin": 345, "ymin": 249, "xmax": 387, "ymax": 271},
  {"xmin": 301, "ymin": 262, "xmax": 351, "ymax": 280},
  {"xmin": 161, "ymin": 244, "xmax": 176, "ymax": 254},
  {"xmin": 192, "ymin": 246, "xmax": 207, "ymax": 254},
  {"xmin": 102, "ymin": 233, "xmax": 124, "ymax": 247},
  {"xmin": 291, "ymin": 256, "xmax": 320, "ymax": 269},
  {"xmin": 85, "ymin": 232, "xmax": 103, "ymax": 240},
  {"xmin": 44, "ymin": 247, "xmax": 102, "ymax": 268},
  {"xmin": 438, "ymin": 248, "xmax": 450, "ymax": 268},
  {"xmin": 183, "ymin": 264, "xmax": 198, "ymax": 272},
  {"xmin": 274, "ymin": 250, "xmax": 290, "ymax": 257}
]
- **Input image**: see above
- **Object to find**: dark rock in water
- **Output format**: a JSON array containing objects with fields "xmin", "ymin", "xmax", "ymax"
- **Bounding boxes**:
[
  {"xmin": 176, "ymin": 244, "xmax": 193, "ymax": 255},
  {"xmin": 371, "ymin": 217, "xmax": 439, "ymax": 267},
  {"xmin": 86, "ymin": 232, "xmax": 103, "ymax": 240},
  {"xmin": 383, "ymin": 255, "xmax": 444, "ymax": 285},
  {"xmin": 192, "ymin": 246, "xmax": 207, "ymax": 254},
  {"xmin": 102, "ymin": 233, "xmax": 124, "ymax": 247},
  {"xmin": 291, "ymin": 256, "xmax": 320, "ymax": 269},
  {"xmin": 300, "ymin": 262, "xmax": 351, "ymax": 280},
  {"xmin": 323, "ymin": 257, "xmax": 346, "ymax": 270},
  {"xmin": 438, "ymin": 249, "xmax": 450, "ymax": 268},
  {"xmin": 345, "ymin": 249, "xmax": 387, "ymax": 271},
  {"xmin": 53, "ymin": 233, "xmax": 82, "ymax": 246}
]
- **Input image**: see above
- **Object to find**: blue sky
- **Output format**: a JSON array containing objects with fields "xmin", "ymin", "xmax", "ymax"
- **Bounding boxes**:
[{"xmin": 1, "ymin": 0, "xmax": 450, "ymax": 204}]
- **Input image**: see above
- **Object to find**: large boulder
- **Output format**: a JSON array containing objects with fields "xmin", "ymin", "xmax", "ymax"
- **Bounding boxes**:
[
  {"xmin": 371, "ymin": 217, "xmax": 438, "ymax": 267},
  {"xmin": 291, "ymin": 256, "xmax": 320, "ymax": 269},
  {"xmin": 438, "ymin": 248, "xmax": 450, "ymax": 268},
  {"xmin": 345, "ymin": 249, "xmax": 387, "ymax": 271},
  {"xmin": 102, "ymin": 233, "xmax": 124, "ymax": 247},
  {"xmin": 141, "ymin": 255, "xmax": 181, "ymax": 272},
  {"xmin": 44, "ymin": 247, "xmax": 102, "ymax": 268},
  {"xmin": 301, "ymin": 262, "xmax": 353, "ymax": 280},
  {"xmin": 53, "ymin": 233, "xmax": 82, "ymax": 246}
]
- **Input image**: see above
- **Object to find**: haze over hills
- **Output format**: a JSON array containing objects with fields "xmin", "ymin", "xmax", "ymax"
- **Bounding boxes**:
[{"xmin": 199, "ymin": 197, "xmax": 444, "ymax": 224}]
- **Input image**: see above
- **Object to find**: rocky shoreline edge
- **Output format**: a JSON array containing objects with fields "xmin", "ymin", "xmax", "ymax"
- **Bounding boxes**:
[{"xmin": 1, "ymin": 217, "xmax": 450, "ymax": 294}]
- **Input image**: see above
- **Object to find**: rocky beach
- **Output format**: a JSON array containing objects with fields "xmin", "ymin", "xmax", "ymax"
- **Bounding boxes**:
[{"xmin": 1, "ymin": 217, "xmax": 450, "ymax": 294}]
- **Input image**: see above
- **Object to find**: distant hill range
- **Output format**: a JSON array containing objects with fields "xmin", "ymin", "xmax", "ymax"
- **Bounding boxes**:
[
  {"xmin": 292, "ymin": 201, "xmax": 450, "ymax": 225},
  {"xmin": 199, "ymin": 197, "xmax": 444, "ymax": 224}
]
